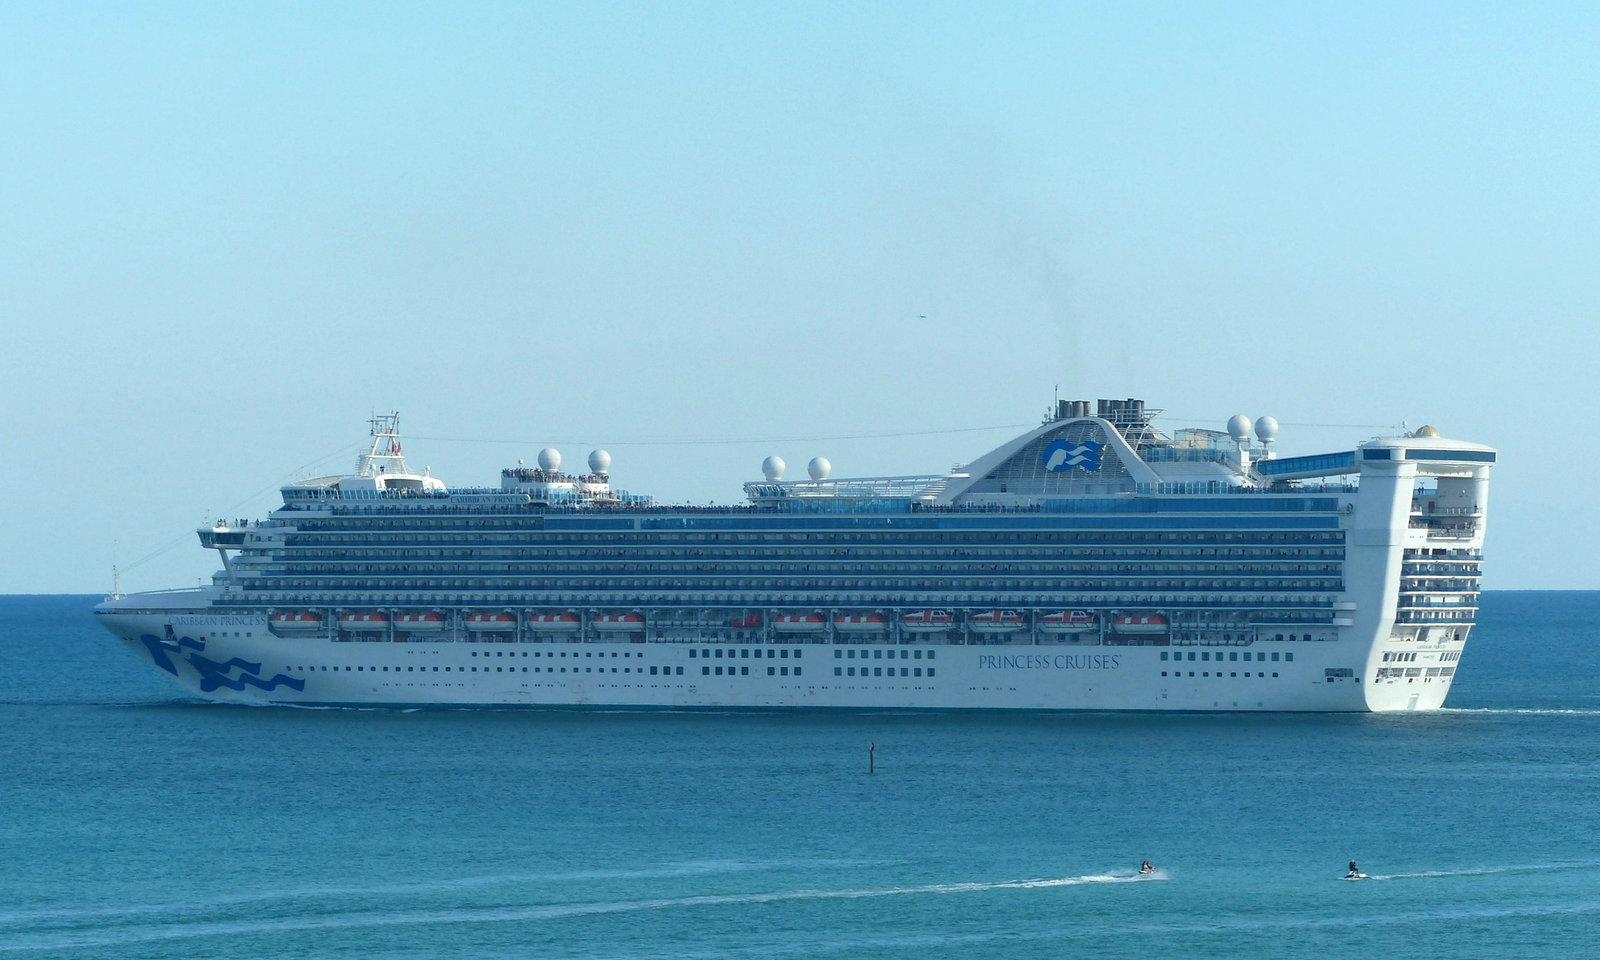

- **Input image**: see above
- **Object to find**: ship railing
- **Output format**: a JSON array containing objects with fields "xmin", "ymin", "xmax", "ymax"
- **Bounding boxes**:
[
  {"xmin": 744, "ymin": 475, "xmax": 957, "ymax": 501},
  {"xmin": 1140, "ymin": 447, "xmax": 1240, "ymax": 464},
  {"xmin": 1136, "ymin": 481, "xmax": 1359, "ymax": 495},
  {"xmin": 232, "ymin": 590, "xmax": 1352, "ymax": 612},
  {"xmin": 1407, "ymin": 522, "xmax": 1478, "ymax": 539},
  {"xmin": 104, "ymin": 586, "xmax": 218, "ymax": 599}
]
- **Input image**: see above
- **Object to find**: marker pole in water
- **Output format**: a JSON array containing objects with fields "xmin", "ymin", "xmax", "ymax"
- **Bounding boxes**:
[{"xmin": 869, "ymin": 741, "xmax": 875, "ymax": 774}]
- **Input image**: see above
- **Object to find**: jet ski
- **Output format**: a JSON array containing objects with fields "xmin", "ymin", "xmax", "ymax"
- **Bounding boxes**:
[{"xmin": 1342, "ymin": 871, "xmax": 1369, "ymax": 880}]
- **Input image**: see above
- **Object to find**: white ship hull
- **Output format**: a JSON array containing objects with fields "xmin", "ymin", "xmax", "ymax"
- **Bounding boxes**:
[{"xmin": 96, "ymin": 601, "xmax": 1465, "ymax": 712}]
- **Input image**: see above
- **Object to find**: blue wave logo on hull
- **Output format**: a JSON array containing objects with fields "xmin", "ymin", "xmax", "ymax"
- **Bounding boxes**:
[
  {"xmin": 139, "ymin": 634, "xmax": 204, "ymax": 675},
  {"xmin": 138, "ymin": 634, "xmax": 305, "ymax": 693},
  {"xmin": 1043, "ymin": 439, "xmax": 1104, "ymax": 472},
  {"xmin": 192, "ymin": 663, "xmax": 306, "ymax": 694}
]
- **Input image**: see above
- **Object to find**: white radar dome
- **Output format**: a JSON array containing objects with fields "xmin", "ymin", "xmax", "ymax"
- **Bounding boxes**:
[
  {"xmin": 761, "ymin": 455, "xmax": 786, "ymax": 481},
  {"xmin": 537, "ymin": 447, "xmax": 561, "ymax": 472},
  {"xmin": 588, "ymin": 449, "xmax": 611, "ymax": 474},
  {"xmin": 1254, "ymin": 416, "xmax": 1279, "ymax": 443},
  {"xmin": 808, "ymin": 457, "xmax": 832, "ymax": 480},
  {"xmin": 1226, "ymin": 414, "xmax": 1252, "ymax": 442}
]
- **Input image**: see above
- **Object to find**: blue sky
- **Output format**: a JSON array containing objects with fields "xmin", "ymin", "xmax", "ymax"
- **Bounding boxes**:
[{"xmin": 2, "ymin": 2, "xmax": 1596, "ymax": 592}]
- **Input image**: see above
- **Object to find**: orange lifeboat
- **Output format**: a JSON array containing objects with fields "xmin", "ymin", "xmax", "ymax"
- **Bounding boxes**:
[
  {"xmin": 269, "ymin": 611, "xmax": 322, "ymax": 635},
  {"xmin": 393, "ymin": 612, "xmax": 445, "ymax": 632},
  {"xmin": 1113, "ymin": 614, "xmax": 1169, "ymax": 635},
  {"xmin": 465, "ymin": 611, "xmax": 517, "ymax": 632},
  {"xmin": 773, "ymin": 613, "xmax": 826, "ymax": 633},
  {"xmin": 728, "ymin": 613, "xmax": 764, "ymax": 629},
  {"xmin": 593, "ymin": 612, "xmax": 645, "ymax": 631},
  {"xmin": 901, "ymin": 609, "xmax": 953, "ymax": 632},
  {"xmin": 1039, "ymin": 610, "xmax": 1096, "ymax": 634},
  {"xmin": 834, "ymin": 613, "xmax": 888, "ymax": 633},
  {"xmin": 969, "ymin": 609, "xmax": 1025, "ymax": 633},
  {"xmin": 338, "ymin": 612, "xmax": 389, "ymax": 631},
  {"xmin": 527, "ymin": 612, "xmax": 581, "ymax": 632}
]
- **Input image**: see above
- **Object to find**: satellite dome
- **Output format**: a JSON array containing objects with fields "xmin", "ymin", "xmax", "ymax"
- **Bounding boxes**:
[
  {"xmin": 1415, "ymin": 424, "xmax": 1440, "ymax": 438},
  {"xmin": 1254, "ymin": 416, "xmax": 1279, "ymax": 443},
  {"xmin": 808, "ymin": 456, "xmax": 832, "ymax": 480},
  {"xmin": 537, "ymin": 447, "xmax": 561, "ymax": 472},
  {"xmin": 1226, "ymin": 414, "xmax": 1252, "ymax": 442},
  {"xmin": 761, "ymin": 455, "xmax": 786, "ymax": 481},
  {"xmin": 588, "ymin": 449, "xmax": 611, "ymax": 474}
]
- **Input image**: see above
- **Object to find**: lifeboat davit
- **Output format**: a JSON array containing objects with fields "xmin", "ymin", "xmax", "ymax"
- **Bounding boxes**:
[
  {"xmin": 1039, "ymin": 610, "xmax": 1096, "ymax": 634},
  {"xmin": 773, "ymin": 614, "xmax": 826, "ymax": 633},
  {"xmin": 968, "ymin": 609, "xmax": 1025, "ymax": 633},
  {"xmin": 393, "ymin": 612, "xmax": 445, "ymax": 632},
  {"xmin": 1113, "ymin": 614, "xmax": 1169, "ymax": 635},
  {"xmin": 901, "ymin": 609, "xmax": 953, "ymax": 632},
  {"xmin": 465, "ymin": 612, "xmax": 517, "ymax": 632},
  {"xmin": 269, "ymin": 612, "xmax": 322, "ymax": 635},
  {"xmin": 338, "ymin": 612, "xmax": 389, "ymax": 631},
  {"xmin": 593, "ymin": 613, "xmax": 645, "ymax": 631},
  {"xmin": 527, "ymin": 612, "xmax": 581, "ymax": 632},
  {"xmin": 728, "ymin": 613, "xmax": 764, "ymax": 629},
  {"xmin": 834, "ymin": 613, "xmax": 888, "ymax": 633}
]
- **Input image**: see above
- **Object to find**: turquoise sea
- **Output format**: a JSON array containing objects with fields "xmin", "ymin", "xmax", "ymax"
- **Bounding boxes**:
[{"xmin": 2, "ymin": 592, "xmax": 1598, "ymax": 959}]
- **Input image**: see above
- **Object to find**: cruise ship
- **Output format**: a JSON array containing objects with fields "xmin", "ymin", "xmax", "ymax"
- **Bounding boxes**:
[{"xmin": 95, "ymin": 400, "xmax": 1494, "ymax": 711}]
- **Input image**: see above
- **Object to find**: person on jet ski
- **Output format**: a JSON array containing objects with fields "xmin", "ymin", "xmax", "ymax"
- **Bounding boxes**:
[
  {"xmin": 1347, "ymin": 860, "xmax": 1360, "ymax": 878},
  {"xmin": 1140, "ymin": 860, "xmax": 1154, "ymax": 874}
]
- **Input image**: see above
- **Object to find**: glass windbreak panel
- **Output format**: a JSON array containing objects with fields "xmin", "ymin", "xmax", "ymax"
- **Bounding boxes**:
[{"xmin": 1406, "ymin": 449, "xmax": 1495, "ymax": 462}]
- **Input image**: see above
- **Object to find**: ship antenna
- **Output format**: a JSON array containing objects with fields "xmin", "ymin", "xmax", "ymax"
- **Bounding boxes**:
[{"xmin": 360, "ymin": 411, "xmax": 405, "ymax": 474}]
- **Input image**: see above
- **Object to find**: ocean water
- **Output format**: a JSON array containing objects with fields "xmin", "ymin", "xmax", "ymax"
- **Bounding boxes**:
[{"xmin": 2, "ymin": 593, "xmax": 1599, "ymax": 959}]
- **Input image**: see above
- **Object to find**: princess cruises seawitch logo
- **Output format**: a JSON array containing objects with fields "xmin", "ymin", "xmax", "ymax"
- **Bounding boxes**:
[
  {"xmin": 1042, "ymin": 438, "xmax": 1104, "ymax": 472},
  {"xmin": 138, "ymin": 633, "xmax": 305, "ymax": 694}
]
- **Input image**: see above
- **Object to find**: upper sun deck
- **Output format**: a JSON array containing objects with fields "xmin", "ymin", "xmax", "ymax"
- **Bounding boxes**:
[
  {"xmin": 741, "ymin": 398, "xmax": 1495, "ymax": 509},
  {"xmin": 266, "ymin": 401, "xmax": 1493, "ymax": 520}
]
